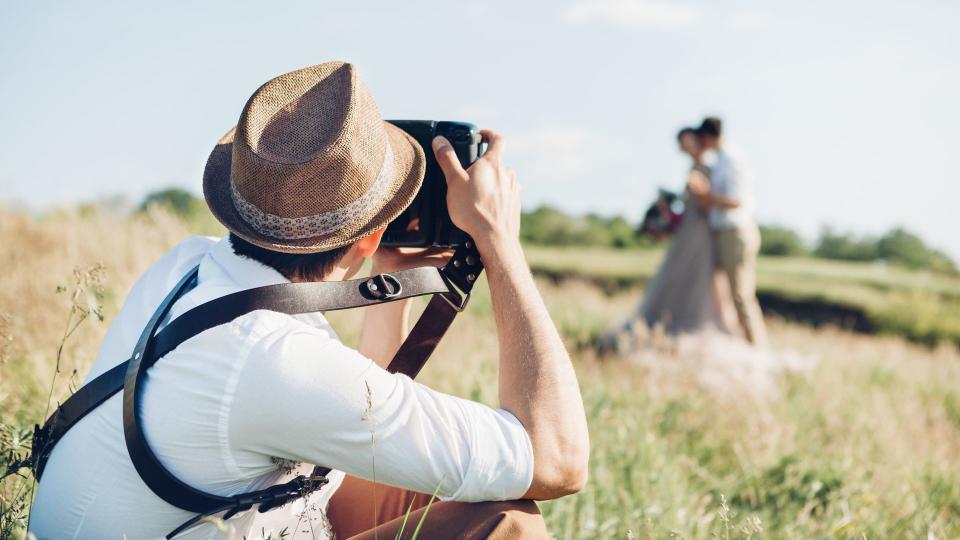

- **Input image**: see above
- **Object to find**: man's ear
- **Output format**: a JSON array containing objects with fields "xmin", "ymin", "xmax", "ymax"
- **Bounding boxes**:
[{"xmin": 354, "ymin": 227, "xmax": 386, "ymax": 258}]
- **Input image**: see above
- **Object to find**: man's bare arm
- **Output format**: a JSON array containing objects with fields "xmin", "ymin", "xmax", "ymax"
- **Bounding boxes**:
[
  {"xmin": 358, "ymin": 297, "xmax": 411, "ymax": 369},
  {"xmin": 358, "ymin": 249, "xmax": 451, "ymax": 368},
  {"xmin": 703, "ymin": 192, "xmax": 741, "ymax": 209},
  {"xmin": 687, "ymin": 170, "xmax": 740, "ymax": 210},
  {"xmin": 482, "ymin": 235, "xmax": 590, "ymax": 498},
  {"xmin": 434, "ymin": 131, "xmax": 590, "ymax": 499}
]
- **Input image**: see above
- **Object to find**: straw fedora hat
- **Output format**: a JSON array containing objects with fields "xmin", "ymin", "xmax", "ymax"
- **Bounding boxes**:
[{"xmin": 203, "ymin": 61, "xmax": 425, "ymax": 253}]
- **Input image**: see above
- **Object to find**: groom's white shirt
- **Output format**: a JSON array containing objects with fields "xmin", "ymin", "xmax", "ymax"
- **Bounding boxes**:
[
  {"xmin": 30, "ymin": 235, "xmax": 534, "ymax": 540},
  {"xmin": 707, "ymin": 142, "xmax": 756, "ymax": 230}
]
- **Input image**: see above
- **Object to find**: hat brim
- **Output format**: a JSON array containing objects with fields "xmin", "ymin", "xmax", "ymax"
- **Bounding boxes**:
[{"xmin": 203, "ymin": 122, "xmax": 426, "ymax": 254}]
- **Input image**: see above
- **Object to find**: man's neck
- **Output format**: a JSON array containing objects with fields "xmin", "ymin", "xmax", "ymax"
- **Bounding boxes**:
[{"xmin": 290, "ymin": 265, "xmax": 355, "ymax": 283}]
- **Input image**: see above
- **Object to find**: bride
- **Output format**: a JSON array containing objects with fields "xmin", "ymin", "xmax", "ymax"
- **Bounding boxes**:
[{"xmin": 600, "ymin": 128, "xmax": 734, "ymax": 352}]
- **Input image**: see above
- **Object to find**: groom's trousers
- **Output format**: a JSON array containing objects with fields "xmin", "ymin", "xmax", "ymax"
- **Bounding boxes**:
[{"xmin": 714, "ymin": 224, "xmax": 767, "ymax": 345}]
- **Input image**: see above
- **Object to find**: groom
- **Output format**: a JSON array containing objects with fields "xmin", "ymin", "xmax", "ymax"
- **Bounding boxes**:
[{"xmin": 690, "ymin": 117, "xmax": 767, "ymax": 345}]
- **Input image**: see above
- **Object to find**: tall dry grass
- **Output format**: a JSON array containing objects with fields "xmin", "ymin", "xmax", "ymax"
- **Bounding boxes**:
[
  {"xmin": 1, "ymin": 207, "xmax": 959, "ymax": 539},
  {"xmin": 0, "ymin": 208, "xmax": 188, "ymax": 420}
]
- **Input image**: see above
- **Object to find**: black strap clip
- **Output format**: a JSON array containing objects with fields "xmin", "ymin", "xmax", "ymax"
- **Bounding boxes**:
[
  {"xmin": 251, "ymin": 473, "xmax": 330, "ymax": 515},
  {"xmin": 438, "ymin": 240, "xmax": 482, "ymax": 312},
  {"xmin": 361, "ymin": 273, "xmax": 403, "ymax": 300},
  {"xmin": 30, "ymin": 423, "xmax": 47, "ymax": 473}
]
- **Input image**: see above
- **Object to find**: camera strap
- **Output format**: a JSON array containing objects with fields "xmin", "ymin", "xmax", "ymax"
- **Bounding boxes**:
[{"xmin": 32, "ymin": 241, "xmax": 484, "ymax": 538}]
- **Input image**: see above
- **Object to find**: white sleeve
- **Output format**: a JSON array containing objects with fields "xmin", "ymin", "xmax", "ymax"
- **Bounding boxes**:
[
  {"xmin": 726, "ymin": 166, "xmax": 742, "ymax": 200},
  {"xmin": 718, "ymin": 154, "xmax": 742, "ymax": 200},
  {"xmin": 227, "ymin": 324, "xmax": 534, "ymax": 502}
]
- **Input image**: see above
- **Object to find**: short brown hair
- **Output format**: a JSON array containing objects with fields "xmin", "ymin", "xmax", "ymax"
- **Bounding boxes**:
[
  {"xmin": 697, "ymin": 117, "xmax": 723, "ymax": 138},
  {"xmin": 230, "ymin": 233, "xmax": 351, "ymax": 282}
]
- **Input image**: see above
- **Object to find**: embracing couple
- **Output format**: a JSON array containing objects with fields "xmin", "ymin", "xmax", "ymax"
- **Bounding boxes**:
[{"xmin": 629, "ymin": 117, "xmax": 767, "ymax": 346}]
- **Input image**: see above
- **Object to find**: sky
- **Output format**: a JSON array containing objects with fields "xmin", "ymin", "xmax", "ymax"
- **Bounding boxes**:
[{"xmin": 1, "ymin": 1, "xmax": 958, "ymax": 259}]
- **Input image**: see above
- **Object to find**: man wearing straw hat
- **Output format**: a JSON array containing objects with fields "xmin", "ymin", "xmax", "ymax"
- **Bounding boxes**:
[{"xmin": 30, "ymin": 62, "xmax": 589, "ymax": 539}]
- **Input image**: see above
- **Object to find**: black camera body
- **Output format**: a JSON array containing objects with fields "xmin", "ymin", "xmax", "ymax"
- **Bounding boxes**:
[{"xmin": 382, "ymin": 120, "xmax": 484, "ymax": 248}]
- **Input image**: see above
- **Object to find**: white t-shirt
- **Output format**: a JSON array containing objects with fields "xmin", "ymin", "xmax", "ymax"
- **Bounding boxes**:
[
  {"xmin": 29, "ymin": 236, "xmax": 533, "ymax": 540},
  {"xmin": 707, "ymin": 143, "xmax": 756, "ymax": 230}
]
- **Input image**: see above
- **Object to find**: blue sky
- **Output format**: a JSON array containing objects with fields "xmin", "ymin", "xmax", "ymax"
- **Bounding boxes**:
[{"xmin": 1, "ymin": 1, "xmax": 957, "ymax": 258}]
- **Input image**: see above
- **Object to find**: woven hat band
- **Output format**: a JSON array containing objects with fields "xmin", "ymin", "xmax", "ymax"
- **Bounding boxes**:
[{"xmin": 229, "ymin": 142, "xmax": 395, "ymax": 241}]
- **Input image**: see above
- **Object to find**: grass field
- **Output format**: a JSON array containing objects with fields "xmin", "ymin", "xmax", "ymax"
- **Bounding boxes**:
[
  {"xmin": 524, "ymin": 245, "xmax": 960, "ymax": 347},
  {"xmin": 2, "ymin": 208, "xmax": 959, "ymax": 539}
]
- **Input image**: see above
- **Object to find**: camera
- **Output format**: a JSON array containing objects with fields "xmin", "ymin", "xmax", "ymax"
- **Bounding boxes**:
[{"xmin": 382, "ymin": 120, "xmax": 484, "ymax": 248}]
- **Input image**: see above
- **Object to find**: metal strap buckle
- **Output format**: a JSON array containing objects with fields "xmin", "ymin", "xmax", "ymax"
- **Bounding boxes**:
[
  {"xmin": 362, "ymin": 273, "xmax": 403, "ymax": 300},
  {"xmin": 440, "ymin": 288, "xmax": 471, "ymax": 312}
]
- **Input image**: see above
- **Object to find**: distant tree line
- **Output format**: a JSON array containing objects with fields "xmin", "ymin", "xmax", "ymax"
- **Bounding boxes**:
[
  {"xmin": 519, "ymin": 206, "xmax": 653, "ymax": 249},
  {"xmin": 808, "ymin": 227, "xmax": 956, "ymax": 273},
  {"xmin": 136, "ymin": 189, "xmax": 956, "ymax": 274},
  {"xmin": 758, "ymin": 224, "xmax": 956, "ymax": 272},
  {"xmin": 520, "ymin": 204, "xmax": 955, "ymax": 273}
]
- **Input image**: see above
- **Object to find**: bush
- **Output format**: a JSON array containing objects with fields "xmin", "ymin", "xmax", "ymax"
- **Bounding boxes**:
[
  {"xmin": 139, "ymin": 188, "xmax": 222, "ymax": 235},
  {"xmin": 606, "ymin": 216, "xmax": 638, "ymax": 249},
  {"xmin": 814, "ymin": 226, "xmax": 957, "ymax": 273},
  {"xmin": 878, "ymin": 227, "xmax": 956, "ymax": 273},
  {"xmin": 813, "ymin": 228, "xmax": 880, "ymax": 262},
  {"xmin": 140, "ymin": 188, "xmax": 205, "ymax": 217},
  {"xmin": 520, "ymin": 206, "xmax": 649, "ymax": 249},
  {"xmin": 759, "ymin": 225, "xmax": 808, "ymax": 257}
]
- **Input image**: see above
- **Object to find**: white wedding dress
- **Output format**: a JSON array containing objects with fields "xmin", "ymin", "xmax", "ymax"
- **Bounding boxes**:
[{"xmin": 637, "ymin": 190, "xmax": 729, "ymax": 334}]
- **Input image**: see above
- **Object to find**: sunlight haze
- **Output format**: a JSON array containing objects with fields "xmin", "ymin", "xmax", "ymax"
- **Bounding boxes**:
[{"xmin": 1, "ymin": 0, "xmax": 957, "ymax": 258}]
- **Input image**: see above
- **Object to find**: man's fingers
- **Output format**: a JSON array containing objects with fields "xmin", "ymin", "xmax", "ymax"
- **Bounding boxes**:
[
  {"xmin": 479, "ymin": 129, "xmax": 505, "ymax": 161},
  {"xmin": 415, "ymin": 246, "xmax": 456, "ymax": 261},
  {"xmin": 432, "ymin": 136, "xmax": 467, "ymax": 183}
]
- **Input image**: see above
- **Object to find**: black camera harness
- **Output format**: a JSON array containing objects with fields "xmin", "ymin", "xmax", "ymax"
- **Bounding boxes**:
[{"xmin": 31, "ymin": 242, "xmax": 484, "ymax": 538}]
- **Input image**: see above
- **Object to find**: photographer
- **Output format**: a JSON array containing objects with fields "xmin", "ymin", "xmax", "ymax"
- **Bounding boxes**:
[{"xmin": 30, "ymin": 62, "xmax": 589, "ymax": 539}]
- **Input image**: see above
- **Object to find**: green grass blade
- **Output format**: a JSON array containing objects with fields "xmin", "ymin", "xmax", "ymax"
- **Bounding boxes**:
[
  {"xmin": 393, "ymin": 496, "xmax": 417, "ymax": 540},
  {"xmin": 409, "ymin": 480, "xmax": 443, "ymax": 540}
]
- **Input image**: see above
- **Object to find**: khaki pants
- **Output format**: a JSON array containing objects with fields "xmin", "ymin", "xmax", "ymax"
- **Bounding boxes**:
[
  {"xmin": 714, "ymin": 225, "xmax": 767, "ymax": 345},
  {"xmin": 327, "ymin": 476, "xmax": 549, "ymax": 539}
]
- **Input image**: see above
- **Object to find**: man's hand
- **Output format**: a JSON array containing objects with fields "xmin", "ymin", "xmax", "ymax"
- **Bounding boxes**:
[
  {"xmin": 686, "ymin": 169, "xmax": 741, "ymax": 210},
  {"xmin": 431, "ymin": 130, "xmax": 590, "ymax": 501},
  {"xmin": 432, "ymin": 131, "xmax": 521, "ymax": 251},
  {"xmin": 371, "ymin": 247, "xmax": 452, "ymax": 274}
]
